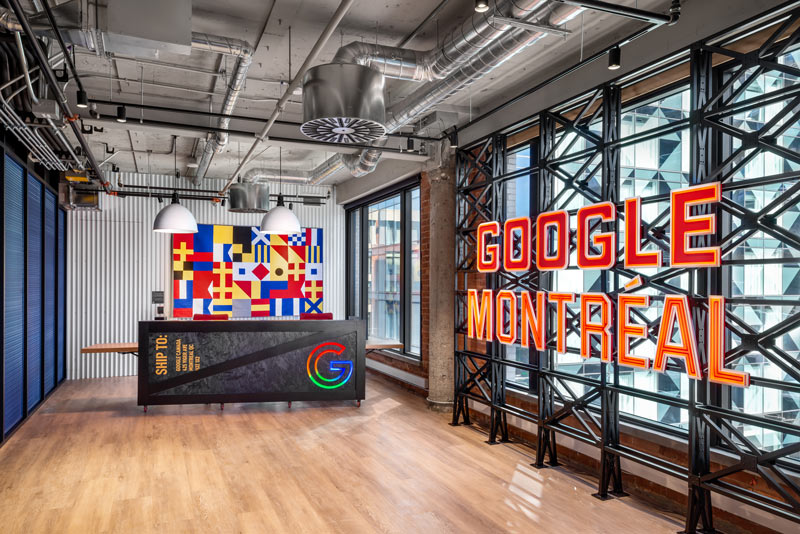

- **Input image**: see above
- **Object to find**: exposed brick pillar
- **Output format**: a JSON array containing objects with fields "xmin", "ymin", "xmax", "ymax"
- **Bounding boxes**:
[{"xmin": 423, "ymin": 162, "xmax": 455, "ymax": 411}]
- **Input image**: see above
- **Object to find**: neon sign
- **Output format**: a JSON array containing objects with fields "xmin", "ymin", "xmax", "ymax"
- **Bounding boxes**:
[
  {"xmin": 467, "ymin": 183, "xmax": 750, "ymax": 388},
  {"xmin": 306, "ymin": 342, "xmax": 354, "ymax": 389}
]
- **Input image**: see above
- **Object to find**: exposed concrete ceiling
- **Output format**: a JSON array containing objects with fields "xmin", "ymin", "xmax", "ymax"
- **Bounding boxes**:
[{"xmin": 33, "ymin": 0, "xmax": 675, "ymax": 188}]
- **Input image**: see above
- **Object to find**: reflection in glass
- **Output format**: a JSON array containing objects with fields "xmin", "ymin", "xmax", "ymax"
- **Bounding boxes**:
[
  {"xmin": 368, "ymin": 195, "xmax": 401, "ymax": 341},
  {"xmin": 410, "ymin": 188, "xmax": 421, "ymax": 354}
]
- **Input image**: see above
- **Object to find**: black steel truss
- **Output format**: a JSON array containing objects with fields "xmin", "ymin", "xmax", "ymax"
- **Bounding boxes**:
[{"xmin": 454, "ymin": 8, "xmax": 800, "ymax": 532}]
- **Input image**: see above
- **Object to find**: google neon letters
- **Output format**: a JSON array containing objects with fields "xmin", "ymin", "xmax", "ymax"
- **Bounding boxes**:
[{"xmin": 468, "ymin": 183, "xmax": 749, "ymax": 388}]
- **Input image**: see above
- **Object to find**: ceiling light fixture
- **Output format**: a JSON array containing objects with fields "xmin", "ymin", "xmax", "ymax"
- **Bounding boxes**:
[
  {"xmin": 449, "ymin": 128, "xmax": 459, "ymax": 149},
  {"xmin": 260, "ymin": 147, "xmax": 301, "ymax": 234},
  {"xmin": 116, "ymin": 105, "xmax": 127, "ymax": 123},
  {"xmin": 608, "ymin": 46, "xmax": 621, "ymax": 70},
  {"xmin": 76, "ymin": 90, "xmax": 88, "ymax": 108},
  {"xmin": 153, "ymin": 192, "xmax": 199, "ymax": 234},
  {"xmin": 153, "ymin": 144, "xmax": 198, "ymax": 234},
  {"xmin": 475, "ymin": 0, "xmax": 490, "ymax": 13}
]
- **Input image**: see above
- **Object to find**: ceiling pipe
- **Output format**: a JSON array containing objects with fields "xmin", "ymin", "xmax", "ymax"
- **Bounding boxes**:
[
  {"xmin": 40, "ymin": 0, "xmax": 84, "ymax": 94},
  {"xmin": 309, "ymin": 0, "xmax": 681, "ymax": 183},
  {"xmin": 457, "ymin": 3, "xmax": 680, "ymax": 137},
  {"xmin": 242, "ymin": 167, "xmax": 311, "ymax": 184},
  {"xmin": 219, "ymin": 0, "xmax": 355, "ymax": 197},
  {"xmin": 0, "ymin": 4, "xmax": 271, "ymax": 183},
  {"xmin": 5, "ymin": 0, "xmax": 107, "ymax": 190},
  {"xmin": 13, "ymin": 31, "xmax": 37, "ymax": 104},
  {"xmin": 189, "ymin": 33, "xmax": 256, "ymax": 183},
  {"xmin": 310, "ymin": 0, "xmax": 575, "ymax": 183},
  {"xmin": 330, "ymin": 0, "xmax": 551, "ymax": 83}
]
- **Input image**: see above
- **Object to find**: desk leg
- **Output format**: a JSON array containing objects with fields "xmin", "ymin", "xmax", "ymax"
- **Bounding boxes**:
[
  {"xmin": 288, "ymin": 401, "xmax": 292, "ymax": 408},
  {"xmin": 143, "ymin": 405, "xmax": 147, "ymax": 413},
  {"xmin": 220, "ymin": 403, "xmax": 224, "ymax": 411}
]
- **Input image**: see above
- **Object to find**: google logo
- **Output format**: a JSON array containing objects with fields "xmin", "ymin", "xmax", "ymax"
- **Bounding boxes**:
[{"xmin": 306, "ymin": 342, "xmax": 353, "ymax": 389}]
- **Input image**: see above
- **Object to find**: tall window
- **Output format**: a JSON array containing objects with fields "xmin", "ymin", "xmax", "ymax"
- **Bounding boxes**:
[
  {"xmin": 503, "ymin": 145, "xmax": 533, "ymax": 389},
  {"xmin": 346, "ymin": 180, "xmax": 422, "ymax": 357}
]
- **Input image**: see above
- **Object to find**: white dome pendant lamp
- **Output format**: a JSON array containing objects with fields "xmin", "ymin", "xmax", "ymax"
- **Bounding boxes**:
[
  {"xmin": 153, "ymin": 191, "xmax": 199, "ymax": 233},
  {"xmin": 153, "ymin": 143, "xmax": 198, "ymax": 234},
  {"xmin": 261, "ymin": 147, "xmax": 301, "ymax": 234}
]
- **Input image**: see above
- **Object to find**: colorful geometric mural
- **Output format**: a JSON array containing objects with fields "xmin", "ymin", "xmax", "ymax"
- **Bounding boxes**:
[{"xmin": 172, "ymin": 224, "xmax": 323, "ymax": 318}]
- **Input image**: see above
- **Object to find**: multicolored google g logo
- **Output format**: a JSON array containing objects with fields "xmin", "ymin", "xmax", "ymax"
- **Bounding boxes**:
[{"xmin": 306, "ymin": 342, "xmax": 353, "ymax": 389}]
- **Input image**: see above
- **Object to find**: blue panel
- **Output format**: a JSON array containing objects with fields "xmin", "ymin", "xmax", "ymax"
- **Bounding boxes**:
[
  {"xmin": 4, "ymin": 156, "xmax": 26, "ymax": 433},
  {"xmin": 58, "ymin": 209, "xmax": 66, "ymax": 382},
  {"xmin": 27, "ymin": 176, "xmax": 42, "ymax": 410},
  {"xmin": 44, "ymin": 190, "xmax": 56, "ymax": 394}
]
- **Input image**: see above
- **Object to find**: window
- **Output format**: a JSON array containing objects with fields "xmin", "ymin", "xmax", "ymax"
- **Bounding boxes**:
[
  {"xmin": 346, "ymin": 180, "xmax": 422, "ymax": 357},
  {"xmin": 503, "ymin": 144, "xmax": 534, "ymax": 389}
]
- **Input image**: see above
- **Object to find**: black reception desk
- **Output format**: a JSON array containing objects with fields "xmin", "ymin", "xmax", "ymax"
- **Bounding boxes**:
[{"xmin": 137, "ymin": 320, "xmax": 366, "ymax": 409}]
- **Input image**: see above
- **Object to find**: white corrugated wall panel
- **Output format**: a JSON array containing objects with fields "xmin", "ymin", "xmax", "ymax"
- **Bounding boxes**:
[{"xmin": 66, "ymin": 172, "xmax": 345, "ymax": 379}]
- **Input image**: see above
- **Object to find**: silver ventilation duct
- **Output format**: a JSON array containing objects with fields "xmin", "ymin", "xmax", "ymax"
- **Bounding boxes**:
[
  {"xmin": 191, "ymin": 33, "xmax": 254, "ymax": 182},
  {"xmin": 310, "ymin": 1, "xmax": 583, "ymax": 182},
  {"xmin": 300, "ymin": 0, "xmax": 550, "ymax": 146},
  {"xmin": 228, "ymin": 182, "xmax": 270, "ymax": 213},
  {"xmin": 301, "ymin": 63, "xmax": 386, "ymax": 143},
  {"xmin": 242, "ymin": 167, "xmax": 310, "ymax": 184},
  {"xmin": 330, "ymin": 0, "xmax": 551, "ymax": 82}
]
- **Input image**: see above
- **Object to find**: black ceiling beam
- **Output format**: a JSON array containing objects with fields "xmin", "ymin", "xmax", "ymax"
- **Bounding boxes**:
[
  {"xmin": 41, "ymin": 0, "xmax": 84, "ymax": 93},
  {"xmin": 552, "ymin": 0, "xmax": 674, "ymax": 25},
  {"xmin": 90, "ymin": 115, "xmax": 430, "ymax": 156},
  {"xmin": 87, "ymin": 99, "xmax": 440, "ymax": 142},
  {"xmin": 6, "ymin": 0, "xmax": 108, "ymax": 191}
]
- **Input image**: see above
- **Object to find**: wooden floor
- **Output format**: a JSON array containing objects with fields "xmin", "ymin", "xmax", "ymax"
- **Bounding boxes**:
[{"xmin": 0, "ymin": 374, "xmax": 684, "ymax": 533}]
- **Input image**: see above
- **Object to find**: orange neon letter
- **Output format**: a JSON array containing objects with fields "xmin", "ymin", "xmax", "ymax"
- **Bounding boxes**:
[
  {"xmin": 549, "ymin": 292, "xmax": 575, "ymax": 354},
  {"xmin": 670, "ymin": 183, "xmax": 721, "ymax": 267},
  {"xmin": 624, "ymin": 197, "xmax": 661, "ymax": 268},
  {"xmin": 617, "ymin": 294, "xmax": 651, "ymax": 370},
  {"xmin": 580, "ymin": 293, "xmax": 613, "ymax": 361},
  {"xmin": 521, "ymin": 291, "xmax": 546, "ymax": 351},
  {"xmin": 536, "ymin": 211, "xmax": 569, "ymax": 271},
  {"xmin": 708, "ymin": 296, "xmax": 749, "ymax": 387},
  {"xmin": 468, "ymin": 289, "xmax": 494, "ymax": 341},
  {"xmin": 577, "ymin": 202, "xmax": 616, "ymax": 270},
  {"xmin": 653, "ymin": 295, "xmax": 702, "ymax": 380},
  {"xmin": 504, "ymin": 217, "xmax": 531, "ymax": 271},
  {"xmin": 477, "ymin": 221, "xmax": 500, "ymax": 272},
  {"xmin": 496, "ymin": 290, "xmax": 517, "ymax": 345}
]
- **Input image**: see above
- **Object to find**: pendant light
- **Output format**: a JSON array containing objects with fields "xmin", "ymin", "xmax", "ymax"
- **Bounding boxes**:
[
  {"xmin": 260, "ymin": 147, "xmax": 301, "ymax": 234},
  {"xmin": 475, "ymin": 0, "xmax": 489, "ymax": 13},
  {"xmin": 153, "ymin": 142, "xmax": 198, "ymax": 233},
  {"xmin": 76, "ymin": 89, "xmax": 88, "ymax": 108},
  {"xmin": 608, "ymin": 46, "xmax": 621, "ymax": 70}
]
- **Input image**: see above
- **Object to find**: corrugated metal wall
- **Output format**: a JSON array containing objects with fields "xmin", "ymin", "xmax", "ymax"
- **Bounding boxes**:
[{"xmin": 66, "ymin": 173, "xmax": 345, "ymax": 379}]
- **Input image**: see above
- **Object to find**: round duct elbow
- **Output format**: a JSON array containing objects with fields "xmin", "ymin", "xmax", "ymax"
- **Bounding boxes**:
[
  {"xmin": 228, "ymin": 182, "xmax": 270, "ymax": 213},
  {"xmin": 301, "ymin": 63, "xmax": 386, "ymax": 144}
]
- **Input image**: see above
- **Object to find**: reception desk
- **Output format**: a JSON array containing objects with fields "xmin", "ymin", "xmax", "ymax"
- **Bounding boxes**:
[{"xmin": 137, "ymin": 320, "xmax": 365, "ymax": 408}]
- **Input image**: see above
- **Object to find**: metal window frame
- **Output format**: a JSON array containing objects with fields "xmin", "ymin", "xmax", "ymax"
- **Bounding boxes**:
[
  {"xmin": 453, "ymin": 7, "xmax": 800, "ymax": 531},
  {"xmin": 345, "ymin": 177, "xmax": 422, "ymax": 359}
]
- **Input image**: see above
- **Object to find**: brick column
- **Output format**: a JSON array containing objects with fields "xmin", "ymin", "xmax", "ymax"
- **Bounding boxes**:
[{"xmin": 423, "ymin": 162, "xmax": 455, "ymax": 411}]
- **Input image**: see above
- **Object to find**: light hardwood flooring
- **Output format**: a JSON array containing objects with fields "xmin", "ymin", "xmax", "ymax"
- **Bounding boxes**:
[{"xmin": 0, "ymin": 374, "xmax": 684, "ymax": 533}]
